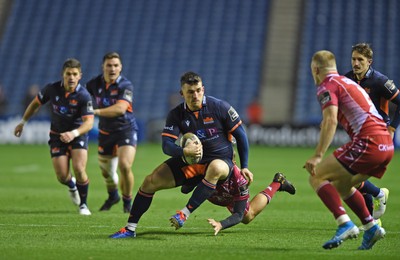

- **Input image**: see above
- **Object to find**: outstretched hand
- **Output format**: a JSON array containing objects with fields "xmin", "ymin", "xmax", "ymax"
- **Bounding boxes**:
[
  {"xmin": 207, "ymin": 218, "xmax": 222, "ymax": 236},
  {"xmin": 14, "ymin": 123, "xmax": 24, "ymax": 137}
]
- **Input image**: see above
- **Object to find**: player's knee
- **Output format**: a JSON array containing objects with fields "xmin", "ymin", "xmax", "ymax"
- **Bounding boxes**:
[
  {"xmin": 105, "ymin": 172, "xmax": 119, "ymax": 186},
  {"xmin": 206, "ymin": 160, "xmax": 229, "ymax": 180}
]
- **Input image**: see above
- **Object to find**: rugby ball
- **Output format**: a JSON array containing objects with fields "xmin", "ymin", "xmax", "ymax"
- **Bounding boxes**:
[{"xmin": 180, "ymin": 132, "xmax": 203, "ymax": 164}]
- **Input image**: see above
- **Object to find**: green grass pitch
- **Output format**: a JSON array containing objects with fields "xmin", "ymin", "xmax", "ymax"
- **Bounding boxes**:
[{"xmin": 0, "ymin": 143, "xmax": 399, "ymax": 259}]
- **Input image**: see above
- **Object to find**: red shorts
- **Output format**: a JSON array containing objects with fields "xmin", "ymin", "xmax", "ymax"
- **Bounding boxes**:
[{"xmin": 334, "ymin": 135, "xmax": 394, "ymax": 178}]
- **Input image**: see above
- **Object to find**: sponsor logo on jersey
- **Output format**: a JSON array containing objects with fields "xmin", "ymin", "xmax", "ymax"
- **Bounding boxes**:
[
  {"xmin": 69, "ymin": 99, "xmax": 78, "ymax": 106},
  {"xmin": 87, "ymin": 101, "xmax": 94, "ymax": 113},
  {"xmin": 123, "ymin": 89, "xmax": 133, "ymax": 102},
  {"xmin": 59, "ymin": 106, "xmax": 68, "ymax": 114},
  {"xmin": 185, "ymin": 120, "xmax": 190, "ymax": 127},
  {"xmin": 384, "ymin": 80, "xmax": 396, "ymax": 93},
  {"xmin": 378, "ymin": 144, "xmax": 394, "ymax": 151},
  {"xmin": 196, "ymin": 129, "xmax": 206, "ymax": 139},
  {"xmin": 318, "ymin": 91, "xmax": 331, "ymax": 105},
  {"xmin": 102, "ymin": 98, "xmax": 111, "ymax": 106},
  {"xmin": 203, "ymin": 117, "xmax": 214, "ymax": 124},
  {"xmin": 228, "ymin": 107, "xmax": 239, "ymax": 121},
  {"xmin": 164, "ymin": 125, "xmax": 174, "ymax": 131}
]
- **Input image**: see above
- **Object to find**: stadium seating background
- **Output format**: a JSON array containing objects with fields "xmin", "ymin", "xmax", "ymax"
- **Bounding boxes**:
[
  {"xmin": 0, "ymin": 0, "xmax": 399, "ymax": 134},
  {"xmin": 0, "ymin": 0, "xmax": 269, "ymax": 123}
]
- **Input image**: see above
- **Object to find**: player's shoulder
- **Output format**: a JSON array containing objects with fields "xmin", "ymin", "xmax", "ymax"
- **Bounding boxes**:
[
  {"xmin": 76, "ymin": 84, "xmax": 91, "ymax": 95},
  {"xmin": 205, "ymin": 95, "xmax": 231, "ymax": 108},
  {"xmin": 117, "ymin": 75, "xmax": 133, "ymax": 88},
  {"xmin": 85, "ymin": 74, "xmax": 103, "ymax": 86},
  {"xmin": 368, "ymin": 68, "xmax": 389, "ymax": 83}
]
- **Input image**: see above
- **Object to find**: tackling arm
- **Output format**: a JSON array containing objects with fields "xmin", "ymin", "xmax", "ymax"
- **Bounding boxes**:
[{"xmin": 208, "ymin": 199, "xmax": 247, "ymax": 235}]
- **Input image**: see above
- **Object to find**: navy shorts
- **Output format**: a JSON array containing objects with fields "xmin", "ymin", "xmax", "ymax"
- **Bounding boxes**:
[
  {"xmin": 165, "ymin": 157, "xmax": 235, "ymax": 187},
  {"xmin": 98, "ymin": 128, "xmax": 138, "ymax": 156},
  {"xmin": 48, "ymin": 133, "xmax": 89, "ymax": 158}
]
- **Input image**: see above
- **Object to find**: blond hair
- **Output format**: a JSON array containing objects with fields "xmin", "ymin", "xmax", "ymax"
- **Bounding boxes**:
[{"xmin": 312, "ymin": 50, "xmax": 337, "ymax": 72}]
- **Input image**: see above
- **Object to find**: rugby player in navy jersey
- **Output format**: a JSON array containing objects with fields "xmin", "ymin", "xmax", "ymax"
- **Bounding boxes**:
[
  {"xmin": 14, "ymin": 58, "xmax": 94, "ymax": 215},
  {"xmin": 86, "ymin": 52, "xmax": 138, "ymax": 213},
  {"xmin": 344, "ymin": 43, "xmax": 399, "ymax": 226},
  {"xmin": 110, "ymin": 71, "xmax": 253, "ymax": 238}
]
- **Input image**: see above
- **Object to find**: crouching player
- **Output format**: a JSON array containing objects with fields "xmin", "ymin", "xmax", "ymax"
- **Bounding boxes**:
[{"xmin": 204, "ymin": 165, "xmax": 296, "ymax": 235}]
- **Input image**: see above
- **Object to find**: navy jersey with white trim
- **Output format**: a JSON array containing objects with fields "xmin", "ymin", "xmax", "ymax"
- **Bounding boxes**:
[
  {"xmin": 86, "ymin": 75, "xmax": 138, "ymax": 132},
  {"xmin": 345, "ymin": 67, "xmax": 399, "ymax": 125},
  {"xmin": 37, "ymin": 81, "xmax": 94, "ymax": 133},
  {"xmin": 162, "ymin": 96, "xmax": 241, "ymax": 162}
]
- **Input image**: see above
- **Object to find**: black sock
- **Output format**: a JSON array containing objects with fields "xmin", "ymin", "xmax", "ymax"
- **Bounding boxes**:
[
  {"xmin": 128, "ymin": 189, "xmax": 154, "ymax": 223},
  {"xmin": 76, "ymin": 180, "xmax": 89, "ymax": 206},
  {"xmin": 186, "ymin": 179, "xmax": 216, "ymax": 213}
]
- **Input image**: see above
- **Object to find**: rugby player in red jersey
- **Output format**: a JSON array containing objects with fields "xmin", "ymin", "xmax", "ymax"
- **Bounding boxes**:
[
  {"xmin": 14, "ymin": 58, "xmax": 94, "ymax": 215},
  {"xmin": 304, "ymin": 50, "xmax": 392, "ymax": 250},
  {"xmin": 207, "ymin": 165, "xmax": 295, "ymax": 235}
]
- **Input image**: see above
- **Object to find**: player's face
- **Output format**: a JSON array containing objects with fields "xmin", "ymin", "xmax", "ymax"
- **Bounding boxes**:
[
  {"xmin": 351, "ymin": 51, "xmax": 372, "ymax": 79},
  {"xmin": 103, "ymin": 58, "xmax": 122, "ymax": 84},
  {"xmin": 62, "ymin": 67, "xmax": 82, "ymax": 92},
  {"xmin": 181, "ymin": 82, "xmax": 204, "ymax": 111}
]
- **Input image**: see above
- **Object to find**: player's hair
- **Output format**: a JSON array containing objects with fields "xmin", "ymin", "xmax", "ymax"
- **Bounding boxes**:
[
  {"xmin": 312, "ymin": 50, "xmax": 337, "ymax": 70},
  {"xmin": 62, "ymin": 58, "xmax": 81, "ymax": 72},
  {"xmin": 180, "ymin": 71, "xmax": 202, "ymax": 86},
  {"xmin": 103, "ymin": 51, "xmax": 122, "ymax": 64},
  {"xmin": 352, "ymin": 43, "xmax": 373, "ymax": 60}
]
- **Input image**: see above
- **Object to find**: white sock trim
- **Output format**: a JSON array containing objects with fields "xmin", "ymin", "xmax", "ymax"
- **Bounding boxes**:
[
  {"xmin": 336, "ymin": 214, "xmax": 351, "ymax": 226},
  {"xmin": 181, "ymin": 207, "xmax": 191, "ymax": 218}
]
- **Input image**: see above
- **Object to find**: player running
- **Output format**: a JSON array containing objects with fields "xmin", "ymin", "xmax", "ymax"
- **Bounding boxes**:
[
  {"xmin": 86, "ymin": 52, "xmax": 139, "ymax": 213},
  {"xmin": 14, "ymin": 58, "xmax": 94, "ymax": 215}
]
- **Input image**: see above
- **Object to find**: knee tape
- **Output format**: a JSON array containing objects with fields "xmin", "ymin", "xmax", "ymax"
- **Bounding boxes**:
[{"xmin": 99, "ymin": 157, "xmax": 119, "ymax": 185}]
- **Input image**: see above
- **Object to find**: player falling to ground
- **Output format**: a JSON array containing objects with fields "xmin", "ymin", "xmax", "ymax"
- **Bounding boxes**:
[
  {"xmin": 109, "ymin": 71, "xmax": 253, "ymax": 238},
  {"xmin": 14, "ymin": 58, "xmax": 94, "ymax": 215},
  {"xmin": 344, "ymin": 43, "xmax": 398, "ymax": 225},
  {"xmin": 304, "ymin": 50, "xmax": 393, "ymax": 250},
  {"xmin": 86, "ymin": 52, "xmax": 139, "ymax": 213},
  {"xmin": 204, "ymin": 165, "xmax": 296, "ymax": 235}
]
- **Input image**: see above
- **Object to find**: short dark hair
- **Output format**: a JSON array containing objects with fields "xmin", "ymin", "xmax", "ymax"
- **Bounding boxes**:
[
  {"xmin": 62, "ymin": 58, "xmax": 81, "ymax": 72},
  {"xmin": 352, "ymin": 43, "xmax": 373, "ymax": 60},
  {"xmin": 180, "ymin": 71, "xmax": 202, "ymax": 86},
  {"xmin": 103, "ymin": 51, "xmax": 122, "ymax": 64}
]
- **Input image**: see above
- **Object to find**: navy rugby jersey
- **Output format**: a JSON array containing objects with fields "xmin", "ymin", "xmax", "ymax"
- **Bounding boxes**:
[
  {"xmin": 37, "ymin": 81, "xmax": 94, "ymax": 133},
  {"xmin": 345, "ymin": 67, "xmax": 399, "ymax": 125},
  {"xmin": 162, "ymin": 96, "xmax": 242, "ymax": 161},
  {"xmin": 86, "ymin": 75, "xmax": 138, "ymax": 133}
]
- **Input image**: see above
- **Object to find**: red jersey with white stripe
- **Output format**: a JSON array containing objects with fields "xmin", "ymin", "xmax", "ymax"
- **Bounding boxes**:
[{"xmin": 316, "ymin": 73, "xmax": 389, "ymax": 139}]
